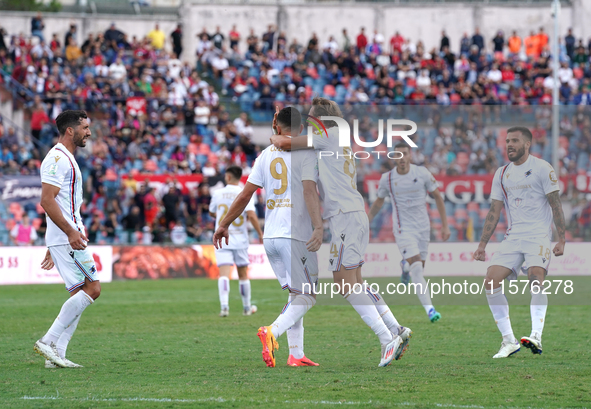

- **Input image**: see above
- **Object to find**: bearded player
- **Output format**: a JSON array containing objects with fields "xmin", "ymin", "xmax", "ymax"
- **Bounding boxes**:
[
  {"xmin": 368, "ymin": 143, "xmax": 450, "ymax": 322},
  {"xmin": 473, "ymin": 126, "xmax": 565, "ymax": 358},
  {"xmin": 34, "ymin": 110, "xmax": 100, "ymax": 368}
]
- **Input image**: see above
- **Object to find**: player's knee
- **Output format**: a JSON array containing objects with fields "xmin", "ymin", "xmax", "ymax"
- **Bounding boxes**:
[
  {"xmin": 87, "ymin": 283, "xmax": 101, "ymax": 300},
  {"xmin": 406, "ymin": 255, "xmax": 421, "ymax": 265}
]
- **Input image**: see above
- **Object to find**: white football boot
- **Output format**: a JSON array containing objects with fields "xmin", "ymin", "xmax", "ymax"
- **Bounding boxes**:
[
  {"xmin": 379, "ymin": 334, "xmax": 402, "ymax": 367},
  {"xmin": 34, "ymin": 340, "xmax": 66, "ymax": 368},
  {"xmin": 492, "ymin": 340, "xmax": 520, "ymax": 358}
]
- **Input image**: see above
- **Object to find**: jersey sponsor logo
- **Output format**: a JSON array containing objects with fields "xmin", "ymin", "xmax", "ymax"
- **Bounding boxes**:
[
  {"xmin": 267, "ymin": 199, "xmax": 275, "ymax": 210},
  {"xmin": 549, "ymin": 170, "xmax": 557, "ymax": 183}
]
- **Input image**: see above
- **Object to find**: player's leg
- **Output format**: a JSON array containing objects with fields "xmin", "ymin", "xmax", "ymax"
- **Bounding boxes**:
[
  {"xmin": 35, "ymin": 245, "xmax": 99, "ymax": 368},
  {"xmin": 485, "ymin": 246, "xmax": 522, "ymax": 358},
  {"xmin": 417, "ymin": 237, "xmax": 441, "ymax": 322},
  {"xmin": 401, "ymin": 235, "xmax": 437, "ymax": 321},
  {"xmin": 235, "ymin": 249, "xmax": 255, "ymax": 316},
  {"xmin": 520, "ymin": 242, "xmax": 551, "ymax": 354},
  {"xmin": 215, "ymin": 248, "xmax": 233, "ymax": 317}
]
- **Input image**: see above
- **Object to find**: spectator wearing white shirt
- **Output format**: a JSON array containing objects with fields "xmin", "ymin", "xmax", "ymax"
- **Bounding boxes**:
[
  {"xmin": 323, "ymin": 36, "xmax": 339, "ymax": 54},
  {"xmin": 487, "ymin": 63, "xmax": 502, "ymax": 83},
  {"xmin": 194, "ymin": 99, "xmax": 210, "ymax": 135},
  {"xmin": 109, "ymin": 58, "xmax": 127, "ymax": 81},
  {"xmin": 416, "ymin": 69, "xmax": 431, "ymax": 90},
  {"xmin": 558, "ymin": 61, "xmax": 573, "ymax": 84},
  {"xmin": 168, "ymin": 54, "xmax": 182, "ymax": 79}
]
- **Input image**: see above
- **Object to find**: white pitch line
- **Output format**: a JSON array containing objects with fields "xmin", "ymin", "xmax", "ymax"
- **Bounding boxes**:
[{"xmin": 19, "ymin": 396, "xmax": 587, "ymax": 409}]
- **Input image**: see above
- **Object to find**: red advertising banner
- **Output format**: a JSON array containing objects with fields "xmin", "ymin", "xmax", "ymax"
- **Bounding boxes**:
[
  {"xmin": 125, "ymin": 96, "xmax": 147, "ymax": 116},
  {"xmin": 121, "ymin": 174, "xmax": 250, "ymax": 194}
]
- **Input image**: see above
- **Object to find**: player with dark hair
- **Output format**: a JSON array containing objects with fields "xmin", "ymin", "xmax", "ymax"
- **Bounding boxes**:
[
  {"xmin": 368, "ymin": 142, "xmax": 450, "ymax": 322},
  {"xmin": 34, "ymin": 110, "xmax": 100, "ymax": 368},
  {"xmin": 473, "ymin": 126, "xmax": 566, "ymax": 358},
  {"xmin": 214, "ymin": 106, "xmax": 323, "ymax": 367},
  {"xmin": 209, "ymin": 165, "xmax": 263, "ymax": 317}
]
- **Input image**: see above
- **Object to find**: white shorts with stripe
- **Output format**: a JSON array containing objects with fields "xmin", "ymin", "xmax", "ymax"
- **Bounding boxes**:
[
  {"xmin": 215, "ymin": 248, "xmax": 250, "ymax": 267},
  {"xmin": 490, "ymin": 236, "xmax": 552, "ymax": 277},
  {"xmin": 327, "ymin": 211, "xmax": 369, "ymax": 272},
  {"xmin": 395, "ymin": 230, "xmax": 430, "ymax": 261},
  {"xmin": 264, "ymin": 238, "xmax": 318, "ymax": 294},
  {"xmin": 49, "ymin": 244, "xmax": 98, "ymax": 292}
]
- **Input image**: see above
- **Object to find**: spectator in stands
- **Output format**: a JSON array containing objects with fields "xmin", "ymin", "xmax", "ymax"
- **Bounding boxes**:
[
  {"xmin": 10, "ymin": 214, "xmax": 38, "ymax": 246},
  {"xmin": 341, "ymin": 29, "xmax": 350, "ymax": 51},
  {"xmin": 262, "ymin": 25, "xmax": 275, "ymax": 52},
  {"xmin": 65, "ymin": 37, "xmax": 82, "ymax": 63},
  {"xmin": 565, "ymin": 28, "xmax": 576, "ymax": 60},
  {"xmin": 356, "ymin": 27, "xmax": 367, "ymax": 55},
  {"xmin": 228, "ymin": 24, "xmax": 240, "ymax": 49},
  {"xmin": 122, "ymin": 206, "xmax": 142, "ymax": 242},
  {"xmin": 211, "ymin": 26, "xmax": 225, "ymax": 50},
  {"xmin": 492, "ymin": 30, "xmax": 504, "ymax": 54},
  {"xmin": 30, "ymin": 102, "xmax": 49, "ymax": 141},
  {"xmin": 0, "ymin": 27, "xmax": 7, "ymax": 51},
  {"xmin": 147, "ymin": 23, "xmax": 166, "ymax": 51},
  {"xmin": 537, "ymin": 27, "xmax": 549, "ymax": 56},
  {"xmin": 459, "ymin": 32, "xmax": 470, "ymax": 55},
  {"xmin": 471, "ymin": 27, "xmax": 484, "ymax": 53},
  {"xmin": 64, "ymin": 24, "xmax": 77, "ymax": 49},
  {"xmin": 171, "ymin": 23, "xmax": 183, "ymax": 58},
  {"xmin": 31, "ymin": 12, "xmax": 45, "ymax": 42},
  {"xmin": 440, "ymin": 30, "xmax": 449, "ymax": 52}
]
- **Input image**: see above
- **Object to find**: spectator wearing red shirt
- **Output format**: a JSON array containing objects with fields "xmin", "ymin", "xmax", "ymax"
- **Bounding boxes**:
[
  {"xmin": 229, "ymin": 25, "xmax": 240, "ymax": 49},
  {"xmin": 356, "ymin": 27, "xmax": 367, "ymax": 54},
  {"xmin": 390, "ymin": 31, "xmax": 404, "ymax": 54},
  {"xmin": 30, "ymin": 103, "xmax": 49, "ymax": 140},
  {"xmin": 143, "ymin": 187, "xmax": 159, "ymax": 227}
]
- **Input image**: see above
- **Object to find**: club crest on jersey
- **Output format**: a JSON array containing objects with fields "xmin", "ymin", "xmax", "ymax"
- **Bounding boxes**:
[
  {"xmin": 549, "ymin": 170, "xmax": 558, "ymax": 183},
  {"xmin": 525, "ymin": 169, "xmax": 532, "ymax": 178},
  {"xmin": 301, "ymin": 257, "xmax": 307, "ymax": 265},
  {"xmin": 515, "ymin": 198, "xmax": 522, "ymax": 207},
  {"xmin": 340, "ymin": 234, "xmax": 346, "ymax": 242}
]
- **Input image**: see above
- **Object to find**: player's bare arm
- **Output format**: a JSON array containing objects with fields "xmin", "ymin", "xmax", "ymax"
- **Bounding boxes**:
[
  {"xmin": 473, "ymin": 199, "xmax": 503, "ymax": 261},
  {"xmin": 303, "ymin": 180, "xmax": 323, "ymax": 252},
  {"xmin": 546, "ymin": 190, "xmax": 566, "ymax": 257},
  {"xmin": 432, "ymin": 188, "xmax": 451, "ymax": 241},
  {"xmin": 40, "ymin": 183, "xmax": 88, "ymax": 250},
  {"xmin": 368, "ymin": 197, "xmax": 385, "ymax": 224},
  {"xmin": 213, "ymin": 182, "xmax": 259, "ymax": 249},
  {"xmin": 246, "ymin": 210, "xmax": 264, "ymax": 243},
  {"xmin": 40, "ymin": 249, "xmax": 54, "ymax": 270}
]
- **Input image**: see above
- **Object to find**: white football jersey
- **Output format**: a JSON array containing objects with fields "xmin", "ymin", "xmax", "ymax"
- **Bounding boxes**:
[
  {"xmin": 247, "ymin": 144, "xmax": 318, "ymax": 242},
  {"xmin": 311, "ymin": 127, "xmax": 365, "ymax": 219},
  {"xmin": 40, "ymin": 143, "xmax": 85, "ymax": 247},
  {"xmin": 209, "ymin": 184, "xmax": 255, "ymax": 250},
  {"xmin": 490, "ymin": 155, "xmax": 559, "ymax": 240},
  {"xmin": 377, "ymin": 164, "xmax": 439, "ymax": 235}
]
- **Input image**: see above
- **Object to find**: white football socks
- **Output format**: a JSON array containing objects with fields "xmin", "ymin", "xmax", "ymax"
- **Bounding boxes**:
[
  {"xmin": 409, "ymin": 261, "xmax": 434, "ymax": 314},
  {"xmin": 56, "ymin": 314, "xmax": 81, "ymax": 358},
  {"xmin": 42, "ymin": 290, "xmax": 93, "ymax": 345},
  {"xmin": 530, "ymin": 290, "xmax": 548, "ymax": 339},
  {"xmin": 239, "ymin": 279, "xmax": 251, "ymax": 309},
  {"xmin": 344, "ymin": 284, "xmax": 392, "ymax": 345},
  {"xmin": 287, "ymin": 317, "xmax": 304, "ymax": 359},
  {"xmin": 270, "ymin": 293, "xmax": 315, "ymax": 339},
  {"xmin": 218, "ymin": 276, "xmax": 230, "ymax": 310},
  {"xmin": 365, "ymin": 285, "xmax": 401, "ymax": 335},
  {"xmin": 486, "ymin": 287, "xmax": 516, "ymax": 343}
]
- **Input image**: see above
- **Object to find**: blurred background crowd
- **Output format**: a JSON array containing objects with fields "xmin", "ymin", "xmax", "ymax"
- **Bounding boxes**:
[{"xmin": 1, "ymin": 16, "xmax": 591, "ymax": 246}]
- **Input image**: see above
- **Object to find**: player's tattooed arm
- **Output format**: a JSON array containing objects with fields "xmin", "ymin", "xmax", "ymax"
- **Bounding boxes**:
[
  {"xmin": 368, "ymin": 197, "xmax": 385, "ymax": 223},
  {"xmin": 547, "ymin": 190, "xmax": 566, "ymax": 256},
  {"xmin": 479, "ymin": 199, "xmax": 503, "ymax": 247}
]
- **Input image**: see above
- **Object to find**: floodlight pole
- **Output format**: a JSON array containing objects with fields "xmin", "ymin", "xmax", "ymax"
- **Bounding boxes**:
[{"xmin": 552, "ymin": 0, "xmax": 560, "ymax": 174}]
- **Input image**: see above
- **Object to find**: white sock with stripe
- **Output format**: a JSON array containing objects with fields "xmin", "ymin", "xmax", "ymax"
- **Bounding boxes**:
[
  {"xmin": 344, "ymin": 284, "xmax": 392, "ymax": 345},
  {"xmin": 239, "ymin": 280, "xmax": 251, "ymax": 309},
  {"xmin": 218, "ymin": 277, "xmax": 230, "ymax": 310},
  {"xmin": 42, "ymin": 290, "xmax": 93, "ymax": 345},
  {"xmin": 486, "ymin": 287, "xmax": 516, "ymax": 343},
  {"xmin": 287, "ymin": 317, "xmax": 304, "ymax": 359},
  {"xmin": 409, "ymin": 261, "xmax": 434, "ymax": 314},
  {"xmin": 530, "ymin": 290, "xmax": 548, "ymax": 339},
  {"xmin": 270, "ymin": 294, "xmax": 315, "ymax": 339},
  {"xmin": 56, "ymin": 314, "xmax": 81, "ymax": 359},
  {"xmin": 365, "ymin": 285, "xmax": 401, "ymax": 335}
]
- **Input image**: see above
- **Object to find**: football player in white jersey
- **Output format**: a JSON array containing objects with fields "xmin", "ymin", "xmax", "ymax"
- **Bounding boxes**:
[
  {"xmin": 271, "ymin": 98, "xmax": 409, "ymax": 367},
  {"xmin": 34, "ymin": 110, "xmax": 100, "ymax": 369},
  {"xmin": 209, "ymin": 165, "xmax": 264, "ymax": 317},
  {"xmin": 213, "ymin": 107, "xmax": 323, "ymax": 368},
  {"xmin": 368, "ymin": 143, "xmax": 450, "ymax": 322},
  {"xmin": 473, "ymin": 126, "xmax": 566, "ymax": 358}
]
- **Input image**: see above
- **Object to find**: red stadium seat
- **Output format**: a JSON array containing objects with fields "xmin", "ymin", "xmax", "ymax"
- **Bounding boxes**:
[
  {"xmin": 467, "ymin": 202, "xmax": 479, "ymax": 212},
  {"xmin": 323, "ymin": 85, "xmax": 336, "ymax": 97},
  {"xmin": 455, "ymin": 208, "xmax": 468, "ymax": 220},
  {"xmin": 479, "ymin": 209, "xmax": 489, "ymax": 220}
]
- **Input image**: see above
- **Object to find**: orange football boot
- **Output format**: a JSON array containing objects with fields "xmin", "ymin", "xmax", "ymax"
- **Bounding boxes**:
[{"xmin": 257, "ymin": 326, "xmax": 278, "ymax": 367}]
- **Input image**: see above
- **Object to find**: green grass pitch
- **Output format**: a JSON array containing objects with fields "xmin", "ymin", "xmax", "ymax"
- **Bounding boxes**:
[{"xmin": 1, "ymin": 277, "xmax": 590, "ymax": 408}]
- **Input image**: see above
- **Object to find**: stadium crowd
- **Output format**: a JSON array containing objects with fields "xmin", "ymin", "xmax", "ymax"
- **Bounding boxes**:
[{"xmin": 1, "ymin": 18, "xmax": 591, "ymax": 245}]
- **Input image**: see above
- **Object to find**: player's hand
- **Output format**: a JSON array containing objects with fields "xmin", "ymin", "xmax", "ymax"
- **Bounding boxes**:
[
  {"xmin": 441, "ymin": 225, "xmax": 451, "ymax": 242},
  {"xmin": 213, "ymin": 226, "xmax": 229, "ymax": 249},
  {"xmin": 40, "ymin": 249, "xmax": 54, "ymax": 270},
  {"xmin": 306, "ymin": 227, "xmax": 323, "ymax": 252},
  {"xmin": 552, "ymin": 241, "xmax": 565, "ymax": 257},
  {"xmin": 68, "ymin": 230, "xmax": 88, "ymax": 250},
  {"xmin": 272, "ymin": 105, "xmax": 279, "ymax": 134},
  {"xmin": 473, "ymin": 245, "xmax": 486, "ymax": 262}
]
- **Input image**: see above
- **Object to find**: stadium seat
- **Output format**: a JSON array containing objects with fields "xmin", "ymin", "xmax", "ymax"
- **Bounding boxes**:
[{"xmin": 323, "ymin": 85, "xmax": 336, "ymax": 97}]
